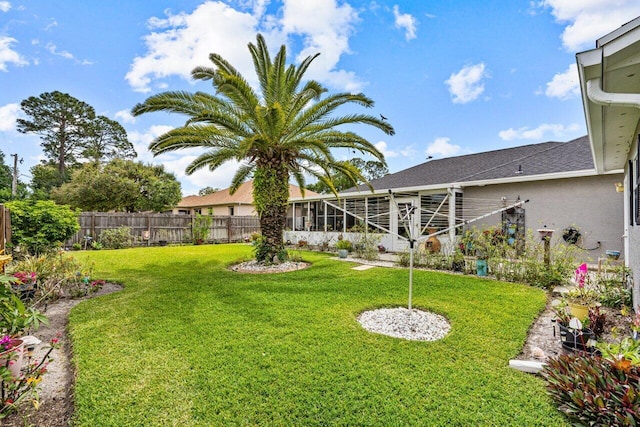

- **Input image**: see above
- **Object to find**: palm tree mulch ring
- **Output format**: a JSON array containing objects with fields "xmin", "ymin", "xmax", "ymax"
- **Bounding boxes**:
[{"xmin": 231, "ymin": 260, "xmax": 311, "ymax": 274}]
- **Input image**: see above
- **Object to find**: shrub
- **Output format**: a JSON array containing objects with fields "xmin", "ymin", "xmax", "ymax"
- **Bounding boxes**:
[
  {"xmin": 352, "ymin": 232, "xmax": 381, "ymax": 261},
  {"xmin": 8, "ymin": 253, "xmax": 95, "ymax": 302},
  {"xmin": 543, "ymin": 355, "xmax": 640, "ymax": 425},
  {"xmin": 5, "ymin": 200, "xmax": 80, "ymax": 255},
  {"xmin": 192, "ymin": 214, "xmax": 211, "ymax": 244},
  {"xmin": 597, "ymin": 265, "xmax": 633, "ymax": 309},
  {"xmin": 335, "ymin": 240, "xmax": 353, "ymax": 251},
  {"xmin": 99, "ymin": 226, "xmax": 132, "ymax": 249}
]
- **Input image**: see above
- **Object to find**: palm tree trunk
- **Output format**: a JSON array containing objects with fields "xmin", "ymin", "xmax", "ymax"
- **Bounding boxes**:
[{"xmin": 253, "ymin": 165, "xmax": 289, "ymax": 262}]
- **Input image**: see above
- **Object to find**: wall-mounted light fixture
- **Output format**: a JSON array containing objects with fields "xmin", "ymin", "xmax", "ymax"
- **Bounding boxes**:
[{"xmin": 615, "ymin": 182, "xmax": 624, "ymax": 192}]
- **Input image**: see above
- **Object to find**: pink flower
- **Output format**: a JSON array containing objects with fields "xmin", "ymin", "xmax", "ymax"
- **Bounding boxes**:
[{"xmin": 574, "ymin": 263, "xmax": 588, "ymax": 288}]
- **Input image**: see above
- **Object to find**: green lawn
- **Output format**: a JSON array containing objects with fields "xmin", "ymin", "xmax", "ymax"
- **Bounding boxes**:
[{"xmin": 68, "ymin": 245, "xmax": 567, "ymax": 426}]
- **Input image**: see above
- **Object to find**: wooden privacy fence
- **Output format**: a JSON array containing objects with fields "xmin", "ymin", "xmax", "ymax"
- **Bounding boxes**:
[
  {"xmin": 0, "ymin": 204, "xmax": 10, "ymax": 253},
  {"xmin": 66, "ymin": 212, "xmax": 260, "ymax": 247}
]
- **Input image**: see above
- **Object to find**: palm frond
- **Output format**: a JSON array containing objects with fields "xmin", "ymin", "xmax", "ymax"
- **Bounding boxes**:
[{"xmin": 230, "ymin": 163, "xmax": 255, "ymax": 194}]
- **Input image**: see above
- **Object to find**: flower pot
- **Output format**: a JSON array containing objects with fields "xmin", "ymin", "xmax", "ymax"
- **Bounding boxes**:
[
  {"xmin": 561, "ymin": 341, "xmax": 600, "ymax": 356},
  {"xmin": 605, "ymin": 250, "xmax": 620, "ymax": 260},
  {"xmin": 0, "ymin": 339, "xmax": 24, "ymax": 379},
  {"xmin": 338, "ymin": 249, "xmax": 349, "ymax": 259},
  {"xmin": 476, "ymin": 259, "xmax": 488, "ymax": 276},
  {"xmin": 558, "ymin": 324, "xmax": 594, "ymax": 345},
  {"xmin": 568, "ymin": 302, "xmax": 590, "ymax": 321},
  {"xmin": 452, "ymin": 260, "xmax": 465, "ymax": 272},
  {"xmin": 425, "ymin": 228, "xmax": 441, "ymax": 254}
]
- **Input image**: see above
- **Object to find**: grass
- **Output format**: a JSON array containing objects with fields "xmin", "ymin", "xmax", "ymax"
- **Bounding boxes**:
[{"xmin": 68, "ymin": 244, "xmax": 567, "ymax": 426}]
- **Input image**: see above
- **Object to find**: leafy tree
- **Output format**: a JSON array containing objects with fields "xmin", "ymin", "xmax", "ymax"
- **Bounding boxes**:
[
  {"xmin": 0, "ymin": 149, "xmax": 12, "ymax": 191},
  {"xmin": 307, "ymin": 158, "xmax": 389, "ymax": 193},
  {"xmin": 29, "ymin": 163, "xmax": 69, "ymax": 200},
  {"xmin": 132, "ymin": 34, "xmax": 393, "ymax": 262},
  {"xmin": 50, "ymin": 159, "xmax": 181, "ymax": 212},
  {"xmin": 198, "ymin": 186, "xmax": 219, "ymax": 196},
  {"xmin": 82, "ymin": 116, "xmax": 136, "ymax": 163},
  {"xmin": 16, "ymin": 91, "xmax": 135, "ymax": 178},
  {"xmin": 6, "ymin": 200, "xmax": 80, "ymax": 254}
]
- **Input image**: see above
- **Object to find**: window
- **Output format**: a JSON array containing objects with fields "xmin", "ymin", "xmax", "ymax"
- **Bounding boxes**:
[
  {"xmin": 229, "ymin": 206, "xmax": 234, "ymax": 216},
  {"xmin": 420, "ymin": 194, "xmax": 449, "ymax": 232}
]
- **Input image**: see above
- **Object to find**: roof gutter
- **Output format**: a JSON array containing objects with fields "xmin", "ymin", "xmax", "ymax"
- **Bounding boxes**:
[{"xmin": 586, "ymin": 77, "xmax": 640, "ymax": 108}]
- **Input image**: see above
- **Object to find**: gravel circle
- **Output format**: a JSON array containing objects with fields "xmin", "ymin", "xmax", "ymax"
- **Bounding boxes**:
[
  {"xmin": 358, "ymin": 307, "xmax": 451, "ymax": 341},
  {"xmin": 231, "ymin": 260, "xmax": 311, "ymax": 273}
]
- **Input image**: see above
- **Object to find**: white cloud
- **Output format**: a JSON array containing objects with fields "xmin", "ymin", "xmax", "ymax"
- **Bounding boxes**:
[
  {"xmin": 44, "ymin": 19, "xmax": 58, "ymax": 31},
  {"xmin": 281, "ymin": 0, "xmax": 363, "ymax": 91},
  {"xmin": 46, "ymin": 43, "xmax": 74, "ymax": 59},
  {"xmin": 540, "ymin": 0, "xmax": 640, "ymax": 51},
  {"xmin": 374, "ymin": 141, "xmax": 398, "ymax": 158},
  {"xmin": 126, "ymin": 2, "xmax": 260, "ymax": 93},
  {"xmin": 374, "ymin": 141, "xmax": 418, "ymax": 160},
  {"xmin": 0, "ymin": 37, "xmax": 28, "ymax": 71},
  {"xmin": 126, "ymin": 0, "xmax": 363, "ymax": 93},
  {"xmin": 498, "ymin": 122, "xmax": 581, "ymax": 141},
  {"xmin": 425, "ymin": 137, "xmax": 461, "ymax": 157},
  {"xmin": 392, "ymin": 5, "xmax": 418, "ymax": 41},
  {"xmin": 0, "ymin": 103, "xmax": 20, "ymax": 131},
  {"xmin": 400, "ymin": 145, "xmax": 417, "ymax": 157},
  {"xmin": 544, "ymin": 63, "xmax": 580, "ymax": 100},
  {"xmin": 115, "ymin": 109, "xmax": 135, "ymax": 124},
  {"xmin": 445, "ymin": 63, "xmax": 488, "ymax": 104},
  {"xmin": 0, "ymin": 2, "xmax": 10, "ymax": 13}
]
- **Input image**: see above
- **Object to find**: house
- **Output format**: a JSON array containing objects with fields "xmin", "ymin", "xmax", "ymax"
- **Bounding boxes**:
[
  {"xmin": 174, "ymin": 179, "xmax": 315, "ymax": 217},
  {"xmin": 576, "ymin": 16, "xmax": 640, "ymax": 308},
  {"xmin": 286, "ymin": 135, "xmax": 624, "ymax": 257}
]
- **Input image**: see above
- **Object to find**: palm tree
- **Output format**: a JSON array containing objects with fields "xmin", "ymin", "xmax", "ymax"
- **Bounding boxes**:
[{"xmin": 131, "ymin": 34, "xmax": 394, "ymax": 262}]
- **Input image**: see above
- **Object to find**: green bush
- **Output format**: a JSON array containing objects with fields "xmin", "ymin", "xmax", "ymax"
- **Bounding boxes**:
[
  {"xmin": 352, "ymin": 232, "xmax": 381, "ymax": 261},
  {"xmin": 335, "ymin": 239, "xmax": 353, "ymax": 251},
  {"xmin": 543, "ymin": 354, "xmax": 640, "ymax": 425},
  {"xmin": 8, "ymin": 252, "xmax": 96, "ymax": 302},
  {"xmin": 191, "ymin": 214, "xmax": 212, "ymax": 244},
  {"xmin": 6, "ymin": 200, "xmax": 80, "ymax": 255},
  {"xmin": 99, "ymin": 226, "xmax": 132, "ymax": 249},
  {"xmin": 597, "ymin": 265, "xmax": 633, "ymax": 308}
]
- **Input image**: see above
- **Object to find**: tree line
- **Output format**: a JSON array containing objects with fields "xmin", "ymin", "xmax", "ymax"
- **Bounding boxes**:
[{"xmin": 1, "ymin": 91, "xmax": 182, "ymax": 212}]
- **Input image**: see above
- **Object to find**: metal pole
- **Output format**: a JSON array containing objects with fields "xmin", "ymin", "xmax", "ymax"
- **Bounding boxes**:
[
  {"xmin": 11, "ymin": 154, "xmax": 19, "ymax": 197},
  {"xmin": 408, "ymin": 239, "xmax": 414, "ymax": 310}
]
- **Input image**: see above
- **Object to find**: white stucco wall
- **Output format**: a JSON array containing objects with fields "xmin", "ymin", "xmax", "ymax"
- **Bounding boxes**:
[{"xmin": 462, "ymin": 174, "xmax": 624, "ymax": 263}]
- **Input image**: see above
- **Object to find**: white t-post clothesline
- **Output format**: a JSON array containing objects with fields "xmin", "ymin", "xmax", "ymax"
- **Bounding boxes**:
[{"xmin": 324, "ymin": 190, "xmax": 529, "ymax": 310}]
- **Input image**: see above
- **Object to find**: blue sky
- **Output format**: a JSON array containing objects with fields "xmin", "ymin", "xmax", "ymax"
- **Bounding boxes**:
[{"xmin": 1, "ymin": 0, "xmax": 639, "ymax": 196}]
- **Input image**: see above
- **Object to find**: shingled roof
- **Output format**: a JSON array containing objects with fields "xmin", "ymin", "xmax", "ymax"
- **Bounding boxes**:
[
  {"xmin": 344, "ymin": 135, "xmax": 594, "ymax": 193},
  {"xmin": 178, "ymin": 180, "xmax": 316, "ymax": 208}
]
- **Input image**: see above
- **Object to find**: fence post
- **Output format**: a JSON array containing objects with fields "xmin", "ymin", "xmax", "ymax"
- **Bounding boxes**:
[{"xmin": 227, "ymin": 216, "xmax": 232, "ymax": 243}]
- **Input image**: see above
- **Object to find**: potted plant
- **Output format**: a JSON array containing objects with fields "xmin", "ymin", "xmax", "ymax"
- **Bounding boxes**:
[
  {"xmin": 451, "ymin": 250, "xmax": 465, "ymax": 272},
  {"xmin": 335, "ymin": 239, "xmax": 353, "ymax": 259},
  {"xmin": 551, "ymin": 300, "xmax": 597, "ymax": 355},
  {"xmin": 11, "ymin": 271, "xmax": 37, "ymax": 299},
  {"xmin": 192, "ymin": 214, "xmax": 212, "ymax": 245},
  {"xmin": 567, "ymin": 263, "xmax": 599, "ymax": 320},
  {"xmin": 475, "ymin": 247, "xmax": 488, "ymax": 276}
]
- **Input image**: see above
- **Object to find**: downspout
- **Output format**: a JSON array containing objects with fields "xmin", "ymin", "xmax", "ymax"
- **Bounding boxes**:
[{"xmin": 586, "ymin": 78, "xmax": 640, "ymax": 108}]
